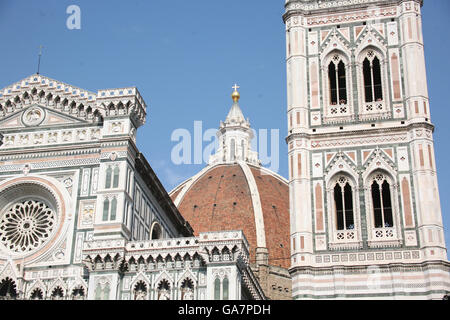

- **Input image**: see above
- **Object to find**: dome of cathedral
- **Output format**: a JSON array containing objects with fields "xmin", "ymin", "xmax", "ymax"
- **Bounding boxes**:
[
  {"xmin": 170, "ymin": 86, "xmax": 290, "ymax": 269},
  {"xmin": 170, "ymin": 163, "xmax": 290, "ymax": 269}
]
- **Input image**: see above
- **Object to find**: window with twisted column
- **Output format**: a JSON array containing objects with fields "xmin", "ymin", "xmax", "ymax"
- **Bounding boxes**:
[
  {"xmin": 366, "ymin": 171, "xmax": 401, "ymax": 246},
  {"xmin": 363, "ymin": 51, "xmax": 383, "ymax": 103},
  {"xmin": 333, "ymin": 176, "xmax": 355, "ymax": 236},
  {"xmin": 328, "ymin": 55, "xmax": 347, "ymax": 107},
  {"xmin": 324, "ymin": 53, "xmax": 352, "ymax": 121},
  {"xmin": 334, "ymin": 178, "xmax": 355, "ymax": 232},
  {"xmin": 360, "ymin": 49, "xmax": 387, "ymax": 118},
  {"xmin": 327, "ymin": 174, "xmax": 361, "ymax": 248},
  {"xmin": 370, "ymin": 173, "xmax": 394, "ymax": 230}
]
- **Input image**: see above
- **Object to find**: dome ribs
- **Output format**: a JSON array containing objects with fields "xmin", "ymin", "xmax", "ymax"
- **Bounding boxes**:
[
  {"xmin": 174, "ymin": 164, "xmax": 290, "ymax": 269},
  {"xmin": 250, "ymin": 167, "xmax": 290, "ymax": 269}
]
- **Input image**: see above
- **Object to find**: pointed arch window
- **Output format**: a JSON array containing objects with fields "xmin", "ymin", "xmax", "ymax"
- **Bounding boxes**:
[
  {"xmin": 0, "ymin": 278, "xmax": 17, "ymax": 299},
  {"xmin": 214, "ymin": 278, "xmax": 221, "ymax": 300},
  {"xmin": 105, "ymin": 167, "xmax": 112, "ymax": 189},
  {"xmin": 102, "ymin": 197, "xmax": 118, "ymax": 222},
  {"xmin": 133, "ymin": 281, "xmax": 148, "ymax": 300},
  {"xmin": 180, "ymin": 278, "xmax": 194, "ymax": 300},
  {"xmin": 363, "ymin": 51, "xmax": 383, "ymax": 103},
  {"xmin": 110, "ymin": 198, "xmax": 117, "ymax": 221},
  {"xmin": 371, "ymin": 174, "xmax": 394, "ymax": 229},
  {"xmin": 222, "ymin": 277, "xmax": 229, "ymax": 300},
  {"xmin": 50, "ymin": 286, "xmax": 64, "ymax": 300},
  {"xmin": 328, "ymin": 174, "xmax": 361, "ymax": 248},
  {"xmin": 113, "ymin": 166, "xmax": 120, "ymax": 188},
  {"xmin": 328, "ymin": 55, "xmax": 347, "ymax": 106},
  {"xmin": 71, "ymin": 287, "xmax": 85, "ymax": 300},
  {"xmin": 105, "ymin": 165, "xmax": 120, "ymax": 189},
  {"xmin": 157, "ymin": 280, "xmax": 171, "ymax": 300},
  {"xmin": 102, "ymin": 199, "xmax": 110, "ymax": 221},
  {"xmin": 30, "ymin": 288, "xmax": 44, "ymax": 300},
  {"xmin": 333, "ymin": 177, "xmax": 354, "ymax": 231}
]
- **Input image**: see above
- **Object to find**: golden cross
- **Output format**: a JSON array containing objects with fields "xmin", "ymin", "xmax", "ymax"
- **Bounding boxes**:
[{"xmin": 232, "ymin": 84, "xmax": 240, "ymax": 91}]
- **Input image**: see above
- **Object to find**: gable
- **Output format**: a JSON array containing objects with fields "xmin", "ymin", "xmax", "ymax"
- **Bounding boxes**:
[{"xmin": 0, "ymin": 105, "xmax": 89, "ymax": 130}]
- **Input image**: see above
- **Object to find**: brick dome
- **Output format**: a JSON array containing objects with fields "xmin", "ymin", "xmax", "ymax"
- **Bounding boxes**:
[{"xmin": 170, "ymin": 162, "xmax": 291, "ymax": 269}]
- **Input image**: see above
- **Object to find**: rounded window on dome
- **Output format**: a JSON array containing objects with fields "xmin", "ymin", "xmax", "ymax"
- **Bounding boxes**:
[{"xmin": 0, "ymin": 183, "xmax": 60, "ymax": 256}]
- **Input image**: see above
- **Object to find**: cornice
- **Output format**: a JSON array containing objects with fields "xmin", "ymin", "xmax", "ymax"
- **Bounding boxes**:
[
  {"xmin": 283, "ymin": 0, "xmax": 423, "ymax": 22},
  {"xmin": 285, "ymin": 121, "xmax": 435, "ymax": 144}
]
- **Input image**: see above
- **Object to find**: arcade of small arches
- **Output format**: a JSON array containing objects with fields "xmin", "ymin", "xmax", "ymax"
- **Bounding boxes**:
[
  {"xmin": 0, "ymin": 277, "xmax": 87, "ymax": 300},
  {"xmin": 0, "ymin": 83, "xmax": 145, "ymax": 126},
  {"xmin": 84, "ymin": 245, "xmax": 240, "ymax": 273},
  {"xmin": 0, "ymin": 87, "xmax": 103, "ymax": 123},
  {"xmin": 131, "ymin": 277, "xmax": 196, "ymax": 301}
]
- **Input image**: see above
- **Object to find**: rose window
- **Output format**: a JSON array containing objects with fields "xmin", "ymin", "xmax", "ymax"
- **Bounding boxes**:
[{"xmin": 0, "ymin": 200, "xmax": 56, "ymax": 253}]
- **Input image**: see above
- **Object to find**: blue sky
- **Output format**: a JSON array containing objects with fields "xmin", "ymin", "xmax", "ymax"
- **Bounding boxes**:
[{"xmin": 0, "ymin": 0, "xmax": 449, "ymax": 249}]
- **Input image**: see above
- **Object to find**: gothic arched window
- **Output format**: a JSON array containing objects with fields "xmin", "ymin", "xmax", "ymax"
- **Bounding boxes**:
[
  {"xmin": 102, "ymin": 199, "xmax": 110, "ymax": 221},
  {"xmin": 222, "ymin": 277, "xmax": 229, "ymax": 300},
  {"xmin": 157, "ymin": 280, "xmax": 171, "ymax": 300},
  {"xmin": 110, "ymin": 198, "xmax": 117, "ymax": 221},
  {"xmin": 105, "ymin": 166, "xmax": 112, "ymax": 189},
  {"xmin": 333, "ymin": 177, "xmax": 354, "ymax": 231},
  {"xmin": 328, "ymin": 55, "xmax": 347, "ymax": 106},
  {"xmin": 181, "ymin": 278, "xmax": 194, "ymax": 300},
  {"xmin": 113, "ymin": 166, "xmax": 120, "ymax": 188},
  {"xmin": 133, "ymin": 281, "xmax": 147, "ymax": 300},
  {"xmin": 214, "ymin": 278, "xmax": 221, "ymax": 300},
  {"xmin": 102, "ymin": 197, "xmax": 118, "ymax": 222},
  {"xmin": 71, "ymin": 287, "xmax": 85, "ymax": 300},
  {"xmin": 105, "ymin": 166, "xmax": 120, "ymax": 189},
  {"xmin": 363, "ymin": 50, "xmax": 383, "ymax": 103},
  {"xmin": 0, "ymin": 278, "xmax": 17, "ymax": 300},
  {"xmin": 50, "ymin": 286, "xmax": 64, "ymax": 300},
  {"xmin": 371, "ymin": 174, "xmax": 394, "ymax": 229},
  {"xmin": 30, "ymin": 288, "xmax": 44, "ymax": 300}
]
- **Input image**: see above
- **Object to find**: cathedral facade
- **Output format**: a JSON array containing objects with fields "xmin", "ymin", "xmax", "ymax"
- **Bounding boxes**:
[
  {"xmin": 284, "ymin": 0, "xmax": 450, "ymax": 299},
  {"xmin": 0, "ymin": 74, "xmax": 264, "ymax": 300}
]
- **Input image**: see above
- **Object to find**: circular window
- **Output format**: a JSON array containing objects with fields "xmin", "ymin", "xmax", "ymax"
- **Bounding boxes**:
[
  {"xmin": 0, "ymin": 199, "xmax": 56, "ymax": 253},
  {"xmin": 0, "ymin": 181, "xmax": 62, "ymax": 257}
]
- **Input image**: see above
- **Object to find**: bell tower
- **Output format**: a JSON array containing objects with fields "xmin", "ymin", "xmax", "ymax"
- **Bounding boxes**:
[{"xmin": 284, "ymin": 0, "xmax": 449, "ymax": 299}]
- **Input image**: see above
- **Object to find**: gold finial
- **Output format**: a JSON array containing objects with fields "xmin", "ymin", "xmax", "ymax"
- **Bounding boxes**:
[{"xmin": 232, "ymin": 83, "xmax": 240, "ymax": 102}]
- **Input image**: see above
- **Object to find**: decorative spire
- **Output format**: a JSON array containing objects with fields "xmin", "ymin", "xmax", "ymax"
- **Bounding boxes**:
[
  {"xmin": 232, "ymin": 83, "xmax": 240, "ymax": 102},
  {"xmin": 208, "ymin": 84, "xmax": 260, "ymax": 166},
  {"xmin": 225, "ymin": 84, "xmax": 247, "ymax": 125}
]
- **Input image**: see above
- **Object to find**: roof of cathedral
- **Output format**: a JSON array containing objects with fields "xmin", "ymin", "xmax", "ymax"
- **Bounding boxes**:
[{"xmin": 169, "ymin": 86, "xmax": 291, "ymax": 269}]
